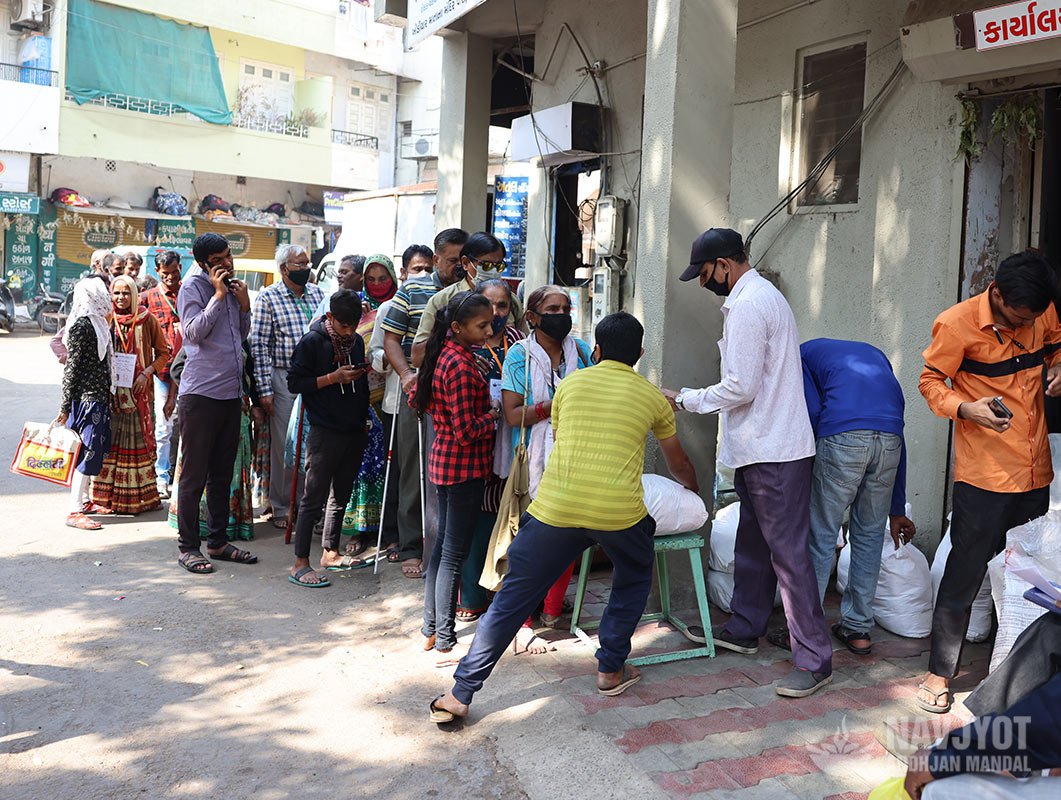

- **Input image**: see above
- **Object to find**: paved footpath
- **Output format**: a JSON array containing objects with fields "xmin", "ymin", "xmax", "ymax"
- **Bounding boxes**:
[{"xmin": 0, "ymin": 329, "xmax": 983, "ymax": 799}]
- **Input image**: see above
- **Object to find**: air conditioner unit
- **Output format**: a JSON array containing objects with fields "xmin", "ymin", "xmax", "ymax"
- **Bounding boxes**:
[
  {"xmin": 11, "ymin": 0, "xmax": 45, "ymax": 31},
  {"xmin": 401, "ymin": 134, "xmax": 438, "ymax": 161}
]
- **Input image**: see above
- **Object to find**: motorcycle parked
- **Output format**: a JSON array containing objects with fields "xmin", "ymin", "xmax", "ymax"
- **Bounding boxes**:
[
  {"xmin": 26, "ymin": 283, "xmax": 65, "ymax": 333},
  {"xmin": 0, "ymin": 278, "xmax": 15, "ymax": 333}
]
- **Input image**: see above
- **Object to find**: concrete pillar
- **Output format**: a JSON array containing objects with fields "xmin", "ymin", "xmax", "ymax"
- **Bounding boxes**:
[
  {"xmin": 436, "ymin": 32, "xmax": 491, "ymax": 233},
  {"xmin": 634, "ymin": 0, "xmax": 737, "ymax": 490}
]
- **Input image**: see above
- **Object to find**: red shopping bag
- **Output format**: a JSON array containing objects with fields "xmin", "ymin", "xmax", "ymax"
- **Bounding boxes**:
[{"xmin": 10, "ymin": 422, "xmax": 81, "ymax": 487}]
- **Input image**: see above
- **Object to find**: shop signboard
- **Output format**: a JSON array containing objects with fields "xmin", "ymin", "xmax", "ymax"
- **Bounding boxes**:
[
  {"xmin": 0, "ymin": 191, "xmax": 40, "ymax": 215},
  {"xmin": 492, "ymin": 176, "xmax": 529, "ymax": 279},
  {"xmin": 38, "ymin": 203, "xmax": 58, "ymax": 292},
  {"xmin": 323, "ymin": 191, "xmax": 350, "ymax": 225},
  {"xmin": 195, "ymin": 219, "xmax": 278, "ymax": 260},
  {"xmin": 975, "ymin": 1, "xmax": 1061, "ymax": 51},
  {"xmin": 406, "ymin": 0, "xmax": 488, "ymax": 48},
  {"xmin": 3, "ymin": 214, "xmax": 39, "ymax": 302}
]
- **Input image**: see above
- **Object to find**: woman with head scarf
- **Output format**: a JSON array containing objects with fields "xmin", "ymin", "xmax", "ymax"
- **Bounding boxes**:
[
  {"xmin": 339, "ymin": 253, "xmax": 399, "ymax": 558},
  {"xmin": 55, "ymin": 277, "xmax": 115, "ymax": 529},
  {"xmin": 90, "ymin": 274, "xmax": 169, "ymax": 514},
  {"xmin": 499, "ymin": 284, "xmax": 593, "ymax": 652}
]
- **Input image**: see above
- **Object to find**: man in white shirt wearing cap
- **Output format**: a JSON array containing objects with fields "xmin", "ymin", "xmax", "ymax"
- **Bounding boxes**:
[{"xmin": 665, "ymin": 228, "xmax": 833, "ymax": 698}]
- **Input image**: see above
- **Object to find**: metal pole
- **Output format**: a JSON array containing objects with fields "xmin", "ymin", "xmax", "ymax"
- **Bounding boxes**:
[{"xmin": 373, "ymin": 409, "xmax": 399, "ymax": 575}]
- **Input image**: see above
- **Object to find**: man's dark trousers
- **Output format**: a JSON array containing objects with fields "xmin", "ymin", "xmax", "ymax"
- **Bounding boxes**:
[
  {"xmin": 176, "ymin": 394, "xmax": 241, "ymax": 553},
  {"xmin": 724, "ymin": 457, "xmax": 833, "ymax": 674},
  {"xmin": 395, "ymin": 397, "xmax": 423, "ymax": 562},
  {"xmin": 451, "ymin": 513, "xmax": 656, "ymax": 706},
  {"xmin": 294, "ymin": 426, "xmax": 367, "ymax": 559},
  {"xmin": 931, "ymin": 482, "xmax": 1048, "ymax": 678}
]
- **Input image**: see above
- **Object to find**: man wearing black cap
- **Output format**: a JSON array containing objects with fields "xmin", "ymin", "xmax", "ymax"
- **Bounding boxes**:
[{"xmin": 665, "ymin": 228, "xmax": 833, "ymax": 698}]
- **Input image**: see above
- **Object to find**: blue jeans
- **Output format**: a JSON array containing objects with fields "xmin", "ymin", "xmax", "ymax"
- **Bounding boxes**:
[
  {"xmin": 422, "ymin": 479, "xmax": 484, "ymax": 651},
  {"xmin": 153, "ymin": 377, "xmax": 175, "ymax": 484},
  {"xmin": 451, "ymin": 512, "xmax": 656, "ymax": 705},
  {"xmin": 808, "ymin": 430, "xmax": 902, "ymax": 635}
]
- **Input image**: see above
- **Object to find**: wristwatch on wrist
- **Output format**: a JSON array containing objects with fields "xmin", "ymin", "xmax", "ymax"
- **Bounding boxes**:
[{"xmin": 675, "ymin": 392, "xmax": 686, "ymax": 410}]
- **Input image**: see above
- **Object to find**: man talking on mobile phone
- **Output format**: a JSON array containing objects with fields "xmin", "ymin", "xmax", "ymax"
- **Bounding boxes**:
[
  {"xmin": 916, "ymin": 251, "xmax": 1061, "ymax": 715},
  {"xmin": 174, "ymin": 233, "xmax": 258, "ymax": 575}
]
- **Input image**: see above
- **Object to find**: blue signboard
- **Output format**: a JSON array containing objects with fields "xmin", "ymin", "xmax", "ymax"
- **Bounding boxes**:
[{"xmin": 492, "ymin": 176, "xmax": 529, "ymax": 279}]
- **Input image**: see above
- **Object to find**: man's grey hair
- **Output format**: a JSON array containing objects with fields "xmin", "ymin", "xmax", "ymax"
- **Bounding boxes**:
[
  {"xmin": 275, "ymin": 244, "xmax": 308, "ymax": 270},
  {"xmin": 91, "ymin": 248, "xmax": 112, "ymax": 267}
]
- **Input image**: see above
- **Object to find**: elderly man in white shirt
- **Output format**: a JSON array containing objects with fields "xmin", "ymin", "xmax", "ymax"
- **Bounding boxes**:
[{"xmin": 665, "ymin": 228, "xmax": 833, "ymax": 698}]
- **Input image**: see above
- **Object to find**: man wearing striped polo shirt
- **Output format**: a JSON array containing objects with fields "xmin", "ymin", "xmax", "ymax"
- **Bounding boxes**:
[{"xmin": 429, "ymin": 312, "xmax": 698, "ymax": 723}]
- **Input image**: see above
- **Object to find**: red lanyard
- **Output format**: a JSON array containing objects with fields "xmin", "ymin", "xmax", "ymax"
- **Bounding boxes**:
[{"xmin": 113, "ymin": 317, "xmax": 137, "ymax": 354}]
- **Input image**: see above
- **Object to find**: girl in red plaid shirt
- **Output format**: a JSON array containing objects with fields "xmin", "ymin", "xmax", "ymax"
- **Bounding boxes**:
[{"xmin": 413, "ymin": 291, "xmax": 500, "ymax": 663}]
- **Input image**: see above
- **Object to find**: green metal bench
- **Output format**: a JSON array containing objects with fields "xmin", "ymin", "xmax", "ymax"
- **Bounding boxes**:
[{"xmin": 569, "ymin": 531, "xmax": 715, "ymax": 665}]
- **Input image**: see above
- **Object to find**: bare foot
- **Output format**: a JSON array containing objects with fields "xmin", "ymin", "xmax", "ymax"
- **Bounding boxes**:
[
  {"xmin": 916, "ymin": 672, "xmax": 951, "ymax": 712},
  {"xmin": 435, "ymin": 691, "xmax": 468, "ymax": 717},
  {"xmin": 513, "ymin": 626, "xmax": 553, "ymax": 655},
  {"xmin": 435, "ymin": 643, "xmax": 468, "ymax": 668}
]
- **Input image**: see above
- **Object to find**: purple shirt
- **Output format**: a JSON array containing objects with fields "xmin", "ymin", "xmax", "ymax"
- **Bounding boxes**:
[{"xmin": 176, "ymin": 273, "xmax": 250, "ymax": 400}]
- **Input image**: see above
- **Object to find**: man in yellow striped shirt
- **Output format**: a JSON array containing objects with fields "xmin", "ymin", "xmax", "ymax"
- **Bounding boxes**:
[{"xmin": 430, "ymin": 312, "xmax": 699, "ymax": 723}]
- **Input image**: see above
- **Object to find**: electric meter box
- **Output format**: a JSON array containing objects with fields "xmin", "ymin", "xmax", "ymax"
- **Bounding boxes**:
[
  {"xmin": 594, "ymin": 195, "xmax": 626, "ymax": 257},
  {"xmin": 591, "ymin": 266, "xmax": 620, "ymax": 331}
]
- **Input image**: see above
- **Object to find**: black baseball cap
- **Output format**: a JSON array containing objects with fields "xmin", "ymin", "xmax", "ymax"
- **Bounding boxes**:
[{"xmin": 679, "ymin": 228, "xmax": 745, "ymax": 282}]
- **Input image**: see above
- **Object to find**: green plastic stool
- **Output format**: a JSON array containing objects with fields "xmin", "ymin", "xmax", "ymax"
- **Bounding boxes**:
[{"xmin": 569, "ymin": 532, "xmax": 715, "ymax": 665}]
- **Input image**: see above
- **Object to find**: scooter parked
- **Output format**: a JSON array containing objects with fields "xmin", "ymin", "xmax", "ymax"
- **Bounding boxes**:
[
  {"xmin": 26, "ymin": 283, "xmax": 65, "ymax": 333},
  {"xmin": 0, "ymin": 278, "xmax": 15, "ymax": 333}
]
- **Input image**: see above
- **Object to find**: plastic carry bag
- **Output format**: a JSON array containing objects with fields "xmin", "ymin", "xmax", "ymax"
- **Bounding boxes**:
[
  {"xmin": 988, "ymin": 510, "xmax": 1061, "ymax": 670},
  {"xmin": 931, "ymin": 518, "xmax": 993, "ymax": 643},
  {"xmin": 867, "ymin": 777, "xmax": 911, "ymax": 800},
  {"xmin": 642, "ymin": 474, "xmax": 709, "ymax": 536},
  {"xmin": 10, "ymin": 422, "xmax": 81, "ymax": 487}
]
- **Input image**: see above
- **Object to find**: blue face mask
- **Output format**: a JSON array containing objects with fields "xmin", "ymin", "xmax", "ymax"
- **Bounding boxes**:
[{"xmin": 491, "ymin": 315, "xmax": 506, "ymax": 334}]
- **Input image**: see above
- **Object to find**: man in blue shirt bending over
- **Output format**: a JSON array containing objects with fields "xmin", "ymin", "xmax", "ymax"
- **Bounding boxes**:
[{"xmin": 771, "ymin": 338, "xmax": 916, "ymax": 656}]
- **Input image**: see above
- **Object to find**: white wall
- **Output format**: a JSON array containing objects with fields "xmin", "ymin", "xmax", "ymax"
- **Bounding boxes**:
[
  {"xmin": 394, "ymin": 36, "xmax": 443, "ymax": 186},
  {"xmin": 41, "ymin": 156, "xmax": 320, "ymax": 213},
  {"xmin": 521, "ymin": 0, "xmax": 648, "ymax": 292},
  {"xmin": 732, "ymin": 0, "xmax": 963, "ymax": 535}
]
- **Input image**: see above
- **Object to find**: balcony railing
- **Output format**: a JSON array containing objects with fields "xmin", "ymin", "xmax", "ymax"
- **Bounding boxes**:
[
  {"xmin": 234, "ymin": 114, "xmax": 309, "ymax": 139},
  {"xmin": 332, "ymin": 129, "xmax": 379, "ymax": 149},
  {"xmin": 64, "ymin": 90, "xmax": 199, "ymax": 120},
  {"xmin": 1, "ymin": 63, "xmax": 58, "ymax": 87}
]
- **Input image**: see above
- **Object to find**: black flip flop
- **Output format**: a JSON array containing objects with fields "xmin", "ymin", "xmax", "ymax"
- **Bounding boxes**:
[
  {"xmin": 430, "ymin": 695, "xmax": 456, "ymax": 724},
  {"xmin": 207, "ymin": 544, "xmax": 258, "ymax": 564},
  {"xmin": 832, "ymin": 623, "xmax": 872, "ymax": 655},
  {"xmin": 178, "ymin": 552, "xmax": 214, "ymax": 574}
]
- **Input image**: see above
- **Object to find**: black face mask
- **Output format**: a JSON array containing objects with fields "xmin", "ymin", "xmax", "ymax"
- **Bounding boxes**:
[
  {"xmin": 491, "ymin": 315, "xmax": 506, "ymax": 334},
  {"xmin": 287, "ymin": 268, "xmax": 311, "ymax": 287},
  {"xmin": 703, "ymin": 264, "xmax": 730, "ymax": 297},
  {"xmin": 536, "ymin": 313, "xmax": 572, "ymax": 341}
]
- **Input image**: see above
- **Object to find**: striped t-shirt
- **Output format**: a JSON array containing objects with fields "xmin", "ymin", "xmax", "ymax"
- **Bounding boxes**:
[
  {"xmin": 380, "ymin": 273, "xmax": 444, "ymax": 358},
  {"xmin": 528, "ymin": 359, "xmax": 677, "ymax": 531}
]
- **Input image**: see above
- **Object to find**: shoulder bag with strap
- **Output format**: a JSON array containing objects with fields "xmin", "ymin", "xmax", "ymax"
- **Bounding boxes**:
[{"xmin": 480, "ymin": 343, "xmax": 533, "ymax": 592}]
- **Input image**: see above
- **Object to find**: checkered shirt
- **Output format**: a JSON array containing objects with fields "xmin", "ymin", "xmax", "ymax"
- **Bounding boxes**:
[
  {"xmin": 428, "ymin": 340, "xmax": 495, "ymax": 486},
  {"xmin": 142, "ymin": 286, "xmax": 182, "ymax": 380},
  {"xmin": 249, "ymin": 281, "xmax": 324, "ymax": 396}
]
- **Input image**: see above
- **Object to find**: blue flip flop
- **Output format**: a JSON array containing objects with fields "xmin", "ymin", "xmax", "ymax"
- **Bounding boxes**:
[{"xmin": 289, "ymin": 566, "xmax": 331, "ymax": 588}]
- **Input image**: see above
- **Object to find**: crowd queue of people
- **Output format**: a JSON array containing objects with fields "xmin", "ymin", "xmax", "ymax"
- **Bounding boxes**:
[{"xmin": 50, "ymin": 225, "xmax": 1059, "ymax": 796}]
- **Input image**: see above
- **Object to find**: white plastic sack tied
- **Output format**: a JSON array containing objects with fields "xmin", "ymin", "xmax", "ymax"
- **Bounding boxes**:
[
  {"xmin": 931, "ymin": 518, "xmax": 993, "ymax": 643},
  {"xmin": 988, "ymin": 509, "xmax": 1061, "ymax": 671},
  {"xmin": 706, "ymin": 501, "xmax": 782, "ymax": 612},
  {"xmin": 642, "ymin": 474, "xmax": 709, "ymax": 536},
  {"xmin": 837, "ymin": 538, "xmax": 933, "ymax": 638}
]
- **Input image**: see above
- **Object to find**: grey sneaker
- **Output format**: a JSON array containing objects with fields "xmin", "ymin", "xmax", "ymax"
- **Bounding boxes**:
[
  {"xmin": 683, "ymin": 624, "xmax": 758, "ymax": 653},
  {"xmin": 775, "ymin": 667, "xmax": 832, "ymax": 698}
]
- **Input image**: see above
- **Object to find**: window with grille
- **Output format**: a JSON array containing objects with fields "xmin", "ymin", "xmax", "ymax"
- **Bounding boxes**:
[
  {"xmin": 401, "ymin": 120, "xmax": 412, "ymax": 137},
  {"xmin": 797, "ymin": 42, "xmax": 866, "ymax": 206}
]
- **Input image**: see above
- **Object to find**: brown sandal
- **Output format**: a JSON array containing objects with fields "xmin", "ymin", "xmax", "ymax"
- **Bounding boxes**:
[{"xmin": 66, "ymin": 512, "xmax": 102, "ymax": 531}]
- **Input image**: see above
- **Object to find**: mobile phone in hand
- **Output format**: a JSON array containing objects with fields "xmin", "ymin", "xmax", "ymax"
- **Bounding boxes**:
[{"xmin": 989, "ymin": 397, "xmax": 1013, "ymax": 419}]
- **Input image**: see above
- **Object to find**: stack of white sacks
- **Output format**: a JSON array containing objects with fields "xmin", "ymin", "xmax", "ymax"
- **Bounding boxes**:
[{"xmin": 705, "ymin": 501, "xmax": 783, "ymax": 612}]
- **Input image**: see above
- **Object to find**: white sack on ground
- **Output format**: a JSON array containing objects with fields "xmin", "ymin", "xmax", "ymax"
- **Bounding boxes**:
[
  {"xmin": 642, "ymin": 474, "xmax": 709, "ymax": 536},
  {"xmin": 837, "ymin": 538, "xmax": 933, "ymax": 638},
  {"xmin": 708, "ymin": 501, "xmax": 740, "ymax": 573},
  {"xmin": 931, "ymin": 520, "xmax": 993, "ymax": 643},
  {"xmin": 706, "ymin": 568, "xmax": 782, "ymax": 613}
]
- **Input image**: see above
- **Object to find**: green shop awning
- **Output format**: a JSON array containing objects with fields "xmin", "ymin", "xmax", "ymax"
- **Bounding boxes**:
[{"xmin": 66, "ymin": 0, "xmax": 232, "ymax": 125}]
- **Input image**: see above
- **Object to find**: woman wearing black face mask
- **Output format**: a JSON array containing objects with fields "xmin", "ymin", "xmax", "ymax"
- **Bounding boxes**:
[
  {"xmin": 452, "ymin": 280, "xmax": 528, "ymax": 622},
  {"xmin": 499, "ymin": 284, "xmax": 593, "ymax": 653}
]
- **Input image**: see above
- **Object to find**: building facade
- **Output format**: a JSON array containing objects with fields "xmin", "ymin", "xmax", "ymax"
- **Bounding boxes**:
[
  {"xmin": 376, "ymin": 0, "xmax": 1061, "ymax": 543},
  {"xmin": 0, "ymin": 0, "xmax": 442, "ymax": 296}
]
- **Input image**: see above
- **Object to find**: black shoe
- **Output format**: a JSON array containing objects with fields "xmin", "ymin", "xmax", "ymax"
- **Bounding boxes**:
[
  {"xmin": 775, "ymin": 667, "xmax": 832, "ymax": 698},
  {"xmin": 766, "ymin": 626, "xmax": 792, "ymax": 651},
  {"xmin": 832, "ymin": 622, "xmax": 872, "ymax": 655},
  {"xmin": 684, "ymin": 624, "xmax": 758, "ymax": 653}
]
